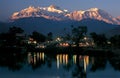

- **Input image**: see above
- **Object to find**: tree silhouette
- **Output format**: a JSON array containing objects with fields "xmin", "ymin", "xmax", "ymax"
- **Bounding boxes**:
[
  {"xmin": 0, "ymin": 26, "xmax": 25, "ymax": 47},
  {"xmin": 30, "ymin": 31, "xmax": 46, "ymax": 43},
  {"xmin": 9, "ymin": 26, "xmax": 24, "ymax": 34},
  {"xmin": 110, "ymin": 35, "xmax": 120, "ymax": 48},
  {"xmin": 71, "ymin": 26, "xmax": 87, "ymax": 47},
  {"xmin": 47, "ymin": 32, "xmax": 53, "ymax": 41},
  {"xmin": 90, "ymin": 32, "xmax": 107, "ymax": 47}
]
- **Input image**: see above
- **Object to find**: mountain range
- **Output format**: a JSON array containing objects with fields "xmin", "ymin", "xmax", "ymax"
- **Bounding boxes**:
[
  {"xmin": 11, "ymin": 5, "xmax": 120, "ymax": 25},
  {"xmin": 0, "ymin": 5, "xmax": 120, "ymax": 36}
]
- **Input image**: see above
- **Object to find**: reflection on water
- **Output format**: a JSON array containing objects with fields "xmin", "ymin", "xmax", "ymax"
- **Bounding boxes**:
[
  {"xmin": 28, "ymin": 52, "xmax": 90, "ymax": 75},
  {"xmin": 28, "ymin": 52, "xmax": 90, "ymax": 73},
  {"xmin": 73, "ymin": 55, "xmax": 77, "ymax": 64},
  {"xmin": 56, "ymin": 54, "xmax": 68, "ymax": 69},
  {"xmin": 0, "ymin": 50, "xmax": 120, "ymax": 78},
  {"xmin": 56, "ymin": 54, "xmax": 90, "ymax": 73},
  {"xmin": 28, "ymin": 52, "xmax": 45, "ymax": 65},
  {"xmin": 84, "ymin": 56, "xmax": 89, "ymax": 73}
]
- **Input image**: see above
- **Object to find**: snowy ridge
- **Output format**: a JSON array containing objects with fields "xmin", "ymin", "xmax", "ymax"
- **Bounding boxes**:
[
  {"xmin": 116, "ymin": 16, "xmax": 120, "ymax": 21},
  {"xmin": 68, "ymin": 8, "xmax": 120, "ymax": 25},
  {"xmin": 11, "ymin": 5, "xmax": 120, "ymax": 25},
  {"xmin": 11, "ymin": 5, "xmax": 69, "ymax": 21}
]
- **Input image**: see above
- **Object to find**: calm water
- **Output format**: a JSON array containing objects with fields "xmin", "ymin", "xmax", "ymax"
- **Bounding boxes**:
[{"xmin": 0, "ymin": 51, "xmax": 120, "ymax": 78}]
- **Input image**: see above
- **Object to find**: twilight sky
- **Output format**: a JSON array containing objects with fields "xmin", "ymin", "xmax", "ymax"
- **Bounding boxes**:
[{"xmin": 0, "ymin": 0, "xmax": 120, "ymax": 22}]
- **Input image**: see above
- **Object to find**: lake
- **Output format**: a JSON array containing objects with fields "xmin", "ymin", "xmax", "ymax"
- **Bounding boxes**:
[{"xmin": 0, "ymin": 50, "xmax": 120, "ymax": 78}]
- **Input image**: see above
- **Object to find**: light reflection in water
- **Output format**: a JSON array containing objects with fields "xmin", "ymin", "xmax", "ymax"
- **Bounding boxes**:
[
  {"xmin": 65, "ymin": 54, "xmax": 68, "ymax": 65},
  {"xmin": 56, "ymin": 54, "xmax": 89, "ymax": 72},
  {"xmin": 56, "ymin": 54, "xmax": 89, "ymax": 73},
  {"xmin": 84, "ymin": 56, "xmax": 89, "ymax": 73},
  {"xmin": 56, "ymin": 54, "xmax": 69, "ymax": 69},
  {"xmin": 73, "ymin": 55, "xmax": 77, "ymax": 64},
  {"xmin": 28, "ymin": 52, "xmax": 89, "ymax": 72},
  {"xmin": 63, "ymin": 54, "xmax": 66, "ymax": 64},
  {"xmin": 28, "ymin": 52, "xmax": 33, "ymax": 64},
  {"xmin": 1, "ymin": 51, "xmax": 120, "ymax": 78},
  {"xmin": 34, "ymin": 52, "xmax": 36, "ymax": 65},
  {"xmin": 37, "ymin": 52, "xmax": 39, "ymax": 60},
  {"xmin": 56, "ymin": 55, "xmax": 60, "ymax": 69},
  {"xmin": 60, "ymin": 54, "xmax": 62, "ymax": 64},
  {"xmin": 28, "ymin": 52, "xmax": 45, "ymax": 65}
]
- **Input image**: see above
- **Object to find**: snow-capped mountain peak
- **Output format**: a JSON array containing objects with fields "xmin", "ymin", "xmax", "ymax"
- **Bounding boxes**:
[
  {"xmin": 87, "ymin": 8, "xmax": 99, "ymax": 11},
  {"xmin": 46, "ymin": 5, "xmax": 68, "ymax": 13},
  {"xmin": 11, "ymin": 5, "xmax": 120, "ymax": 25},
  {"xmin": 22, "ymin": 6, "xmax": 37, "ymax": 12},
  {"xmin": 11, "ymin": 6, "xmax": 40, "ymax": 19},
  {"xmin": 11, "ymin": 5, "xmax": 69, "ymax": 21},
  {"xmin": 48, "ymin": 5, "xmax": 61, "ymax": 10},
  {"xmin": 68, "ymin": 8, "xmax": 120, "ymax": 25},
  {"xmin": 116, "ymin": 16, "xmax": 120, "ymax": 20}
]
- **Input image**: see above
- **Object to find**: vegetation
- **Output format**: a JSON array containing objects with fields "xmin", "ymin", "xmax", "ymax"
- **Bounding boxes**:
[
  {"xmin": 71, "ymin": 25, "xmax": 87, "ymax": 47},
  {"xmin": 29, "ymin": 31, "xmax": 46, "ymax": 43},
  {"xmin": 0, "ymin": 25, "xmax": 120, "ymax": 51},
  {"xmin": 47, "ymin": 32, "xmax": 53, "ymax": 41},
  {"xmin": 0, "ymin": 26, "xmax": 25, "ymax": 47},
  {"xmin": 90, "ymin": 32, "xmax": 107, "ymax": 47},
  {"xmin": 109, "ymin": 35, "xmax": 120, "ymax": 48}
]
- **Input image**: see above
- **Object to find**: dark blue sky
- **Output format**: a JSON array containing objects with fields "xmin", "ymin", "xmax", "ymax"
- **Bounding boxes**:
[{"xmin": 0, "ymin": 0, "xmax": 120, "ymax": 22}]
